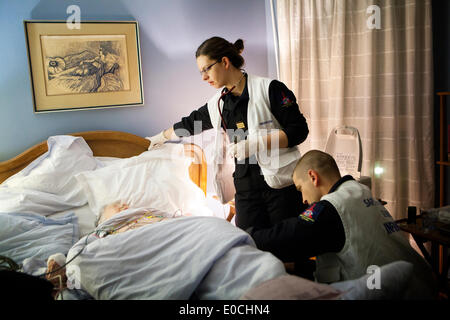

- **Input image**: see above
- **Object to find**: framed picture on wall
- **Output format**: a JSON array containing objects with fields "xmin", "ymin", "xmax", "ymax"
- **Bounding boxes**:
[{"xmin": 24, "ymin": 20, "xmax": 144, "ymax": 113}]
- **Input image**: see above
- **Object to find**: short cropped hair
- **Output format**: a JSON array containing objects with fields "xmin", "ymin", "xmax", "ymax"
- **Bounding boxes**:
[{"xmin": 294, "ymin": 150, "xmax": 341, "ymax": 180}]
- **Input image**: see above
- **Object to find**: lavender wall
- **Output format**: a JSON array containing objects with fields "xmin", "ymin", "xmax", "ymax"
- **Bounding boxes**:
[{"xmin": 0, "ymin": 0, "xmax": 277, "ymax": 161}]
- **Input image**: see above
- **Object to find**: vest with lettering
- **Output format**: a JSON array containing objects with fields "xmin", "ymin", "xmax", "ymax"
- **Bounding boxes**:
[
  {"xmin": 316, "ymin": 179, "xmax": 435, "ymax": 299},
  {"xmin": 207, "ymin": 74, "xmax": 301, "ymax": 189}
]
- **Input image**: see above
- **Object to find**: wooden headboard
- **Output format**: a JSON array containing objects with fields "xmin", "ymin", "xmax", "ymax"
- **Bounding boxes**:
[{"xmin": 0, "ymin": 130, "xmax": 207, "ymax": 195}]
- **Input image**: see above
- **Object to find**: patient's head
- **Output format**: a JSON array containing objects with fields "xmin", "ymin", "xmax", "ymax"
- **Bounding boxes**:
[
  {"xmin": 96, "ymin": 201, "xmax": 129, "ymax": 226},
  {"xmin": 293, "ymin": 150, "xmax": 341, "ymax": 205}
]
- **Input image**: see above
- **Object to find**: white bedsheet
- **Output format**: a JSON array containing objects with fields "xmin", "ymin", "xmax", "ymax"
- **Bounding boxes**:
[
  {"xmin": 49, "ymin": 204, "xmax": 96, "ymax": 238},
  {"xmin": 47, "ymin": 156, "xmax": 123, "ymax": 237}
]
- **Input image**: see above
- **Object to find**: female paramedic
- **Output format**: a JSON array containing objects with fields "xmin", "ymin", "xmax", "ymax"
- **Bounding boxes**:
[{"xmin": 146, "ymin": 37, "xmax": 309, "ymax": 230}]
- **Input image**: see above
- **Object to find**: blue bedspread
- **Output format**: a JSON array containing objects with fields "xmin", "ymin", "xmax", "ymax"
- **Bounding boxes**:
[
  {"xmin": 67, "ymin": 216, "xmax": 285, "ymax": 300},
  {"xmin": 0, "ymin": 212, "xmax": 79, "ymax": 274}
]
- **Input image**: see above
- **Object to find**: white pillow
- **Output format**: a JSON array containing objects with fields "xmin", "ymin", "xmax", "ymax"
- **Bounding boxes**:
[
  {"xmin": 3, "ymin": 136, "xmax": 98, "ymax": 189},
  {"xmin": 94, "ymin": 156, "xmax": 121, "ymax": 167},
  {"xmin": 0, "ymin": 136, "xmax": 99, "ymax": 215},
  {"xmin": 75, "ymin": 144, "xmax": 207, "ymax": 217}
]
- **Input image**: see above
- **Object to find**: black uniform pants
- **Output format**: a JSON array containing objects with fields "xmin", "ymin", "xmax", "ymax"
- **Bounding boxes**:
[{"xmin": 234, "ymin": 180, "xmax": 307, "ymax": 230}]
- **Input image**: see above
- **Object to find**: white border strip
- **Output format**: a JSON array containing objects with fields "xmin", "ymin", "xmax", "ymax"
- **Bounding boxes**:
[{"xmin": 270, "ymin": 0, "xmax": 280, "ymax": 80}]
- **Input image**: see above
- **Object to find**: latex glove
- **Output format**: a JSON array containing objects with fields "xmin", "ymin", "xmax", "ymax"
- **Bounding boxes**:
[
  {"xmin": 145, "ymin": 131, "xmax": 169, "ymax": 150},
  {"xmin": 227, "ymin": 134, "xmax": 265, "ymax": 162}
]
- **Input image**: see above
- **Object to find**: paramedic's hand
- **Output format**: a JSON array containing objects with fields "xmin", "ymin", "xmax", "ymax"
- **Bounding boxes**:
[
  {"xmin": 227, "ymin": 130, "xmax": 287, "ymax": 161},
  {"xmin": 227, "ymin": 135, "xmax": 264, "ymax": 162},
  {"xmin": 145, "ymin": 131, "xmax": 169, "ymax": 150}
]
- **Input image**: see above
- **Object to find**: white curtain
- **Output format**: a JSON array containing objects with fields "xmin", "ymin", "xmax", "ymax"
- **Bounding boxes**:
[{"xmin": 275, "ymin": 0, "xmax": 434, "ymax": 219}]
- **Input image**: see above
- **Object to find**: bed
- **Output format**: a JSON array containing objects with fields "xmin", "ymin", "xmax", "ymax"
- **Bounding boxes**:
[
  {"xmin": 0, "ymin": 130, "xmax": 207, "ymax": 192},
  {"xmin": 0, "ymin": 130, "xmax": 413, "ymax": 300}
]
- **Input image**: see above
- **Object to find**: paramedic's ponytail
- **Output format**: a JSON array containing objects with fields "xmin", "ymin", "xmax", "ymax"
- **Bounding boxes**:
[
  {"xmin": 196, "ymin": 37, "xmax": 245, "ymax": 69},
  {"xmin": 233, "ymin": 39, "xmax": 244, "ymax": 54}
]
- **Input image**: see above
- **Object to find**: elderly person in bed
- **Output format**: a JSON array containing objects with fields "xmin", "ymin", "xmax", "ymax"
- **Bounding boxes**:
[
  {"xmin": 247, "ymin": 150, "xmax": 437, "ymax": 300},
  {"xmin": 94, "ymin": 201, "xmax": 177, "ymax": 236},
  {"xmin": 46, "ymin": 197, "xmax": 423, "ymax": 300},
  {"xmin": 45, "ymin": 201, "xmax": 173, "ymax": 297}
]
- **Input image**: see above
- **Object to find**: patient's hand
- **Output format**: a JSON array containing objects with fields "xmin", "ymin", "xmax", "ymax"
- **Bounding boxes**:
[{"xmin": 46, "ymin": 254, "xmax": 68, "ymax": 299}]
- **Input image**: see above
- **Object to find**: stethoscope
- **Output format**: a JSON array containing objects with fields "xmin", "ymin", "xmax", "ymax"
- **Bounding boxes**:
[
  {"xmin": 218, "ymin": 86, "xmax": 239, "ymax": 147},
  {"xmin": 217, "ymin": 88, "xmax": 233, "ymax": 132},
  {"xmin": 217, "ymin": 71, "xmax": 246, "ymax": 135}
]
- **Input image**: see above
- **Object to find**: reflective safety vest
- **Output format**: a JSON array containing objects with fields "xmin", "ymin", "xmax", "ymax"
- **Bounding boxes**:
[
  {"xmin": 207, "ymin": 74, "xmax": 301, "ymax": 189},
  {"xmin": 316, "ymin": 180, "xmax": 436, "ymax": 299}
]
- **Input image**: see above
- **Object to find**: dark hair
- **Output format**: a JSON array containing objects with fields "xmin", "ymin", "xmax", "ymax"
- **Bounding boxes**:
[
  {"xmin": 294, "ymin": 150, "xmax": 341, "ymax": 180},
  {"xmin": 195, "ymin": 37, "xmax": 245, "ymax": 69}
]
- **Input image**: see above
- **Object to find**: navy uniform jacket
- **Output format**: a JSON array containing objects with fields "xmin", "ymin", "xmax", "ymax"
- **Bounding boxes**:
[
  {"xmin": 173, "ymin": 74, "xmax": 309, "ymax": 192},
  {"xmin": 247, "ymin": 176, "xmax": 353, "ymax": 262}
]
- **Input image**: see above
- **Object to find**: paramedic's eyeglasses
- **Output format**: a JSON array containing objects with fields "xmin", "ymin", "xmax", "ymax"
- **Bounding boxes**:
[{"xmin": 200, "ymin": 61, "xmax": 220, "ymax": 76}]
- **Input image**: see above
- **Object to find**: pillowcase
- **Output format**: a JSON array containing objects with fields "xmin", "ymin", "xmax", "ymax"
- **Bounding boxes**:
[
  {"xmin": 75, "ymin": 143, "xmax": 208, "ymax": 217},
  {"xmin": 94, "ymin": 156, "xmax": 121, "ymax": 167},
  {"xmin": 0, "ymin": 136, "xmax": 99, "ymax": 215}
]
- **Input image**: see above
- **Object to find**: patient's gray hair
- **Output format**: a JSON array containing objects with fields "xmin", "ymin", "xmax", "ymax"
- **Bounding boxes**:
[{"xmin": 95, "ymin": 200, "xmax": 121, "ymax": 227}]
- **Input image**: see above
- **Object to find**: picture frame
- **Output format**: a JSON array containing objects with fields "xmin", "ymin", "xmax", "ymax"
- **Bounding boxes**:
[{"xmin": 24, "ymin": 20, "xmax": 144, "ymax": 113}]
